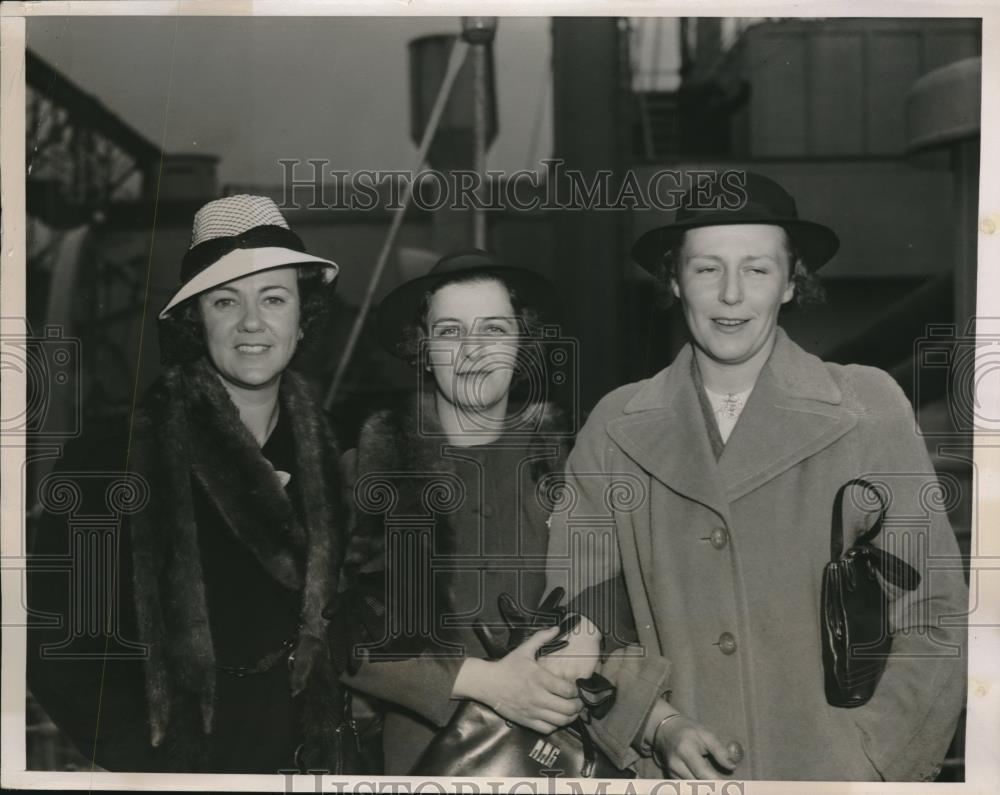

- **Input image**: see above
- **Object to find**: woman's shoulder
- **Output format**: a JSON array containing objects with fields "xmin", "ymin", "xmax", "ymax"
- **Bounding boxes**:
[
  {"xmin": 343, "ymin": 396, "xmax": 429, "ymax": 484},
  {"xmin": 349, "ymin": 402, "xmax": 411, "ymax": 472},
  {"xmin": 825, "ymin": 361, "xmax": 915, "ymax": 421},
  {"xmin": 574, "ymin": 380, "xmax": 649, "ymax": 440}
]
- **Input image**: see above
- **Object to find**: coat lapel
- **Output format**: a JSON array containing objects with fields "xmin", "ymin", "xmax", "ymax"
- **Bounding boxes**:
[
  {"xmin": 718, "ymin": 330, "xmax": 858, "ymax": 501},
  {"xmin": 607, "ymin": 330, "xmax": 858, "ymax": 513},
  {"xmin": 185, "ymin": 389, "xmax": 304, "ymax": 591},
  {"xmin": 608, "ymin": 345, "xmax": 732, "ymax": 523}
]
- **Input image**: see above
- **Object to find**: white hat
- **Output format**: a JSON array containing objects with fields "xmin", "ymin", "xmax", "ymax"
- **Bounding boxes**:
[{"xmin": 158, "ymin": 194, "xmax": 339, "ymax": 319}]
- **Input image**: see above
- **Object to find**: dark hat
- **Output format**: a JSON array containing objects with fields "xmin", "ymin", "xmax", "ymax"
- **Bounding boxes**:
[
  {"xmin": 159, "ymin": 194, "xmax": 338, "ymax": 319},
  {"xmin": 630, "ymin": 171, "xmax": 839, "ymax": 272},
  {"xmin": 375, "ymin": 249, "xmax": 556, "ymax": 357}
]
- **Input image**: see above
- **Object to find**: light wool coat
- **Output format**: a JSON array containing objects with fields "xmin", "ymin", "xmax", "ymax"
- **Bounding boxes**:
[{"xmin": 546, "ymin": 329, "xmax": 968, "ymax": 781}]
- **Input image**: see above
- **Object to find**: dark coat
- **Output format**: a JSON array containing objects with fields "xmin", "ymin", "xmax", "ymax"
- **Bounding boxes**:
[
  {"xmin": 27, "ymin": 361, "xmax": 348, "ymax": 773},
  {"xmin": 546, "ymin": 329, "xmax": 968, "ymax": 781},
  {"xmin": 337, "ymin": 391, "xmax": 572, "ymax": 774}
]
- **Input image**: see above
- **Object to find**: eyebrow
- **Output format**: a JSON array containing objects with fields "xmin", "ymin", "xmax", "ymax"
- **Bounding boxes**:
[
  {"xmin": 430, "ymin": 316, "xmax": 514, "ymax": 324},
  {"xmin": 686, "ymin": 254, "xmax": 779, "ymax": 263},
  {"xmin": 207, "ymin": 284, "xmax": 292, "ymax": 294}
]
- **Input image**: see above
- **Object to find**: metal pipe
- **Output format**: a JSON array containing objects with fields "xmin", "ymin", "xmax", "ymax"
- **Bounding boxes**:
[
  {"xmin": 462, "ymin": 17, "xmax": 497, "ymax": 249},
  {"xmin": 324, "ymin": 37, "xmax": 470, "ymax": 410},
  {"xmin": 472, "ymin": 42, "xmax": 488, "ymax": 248}
]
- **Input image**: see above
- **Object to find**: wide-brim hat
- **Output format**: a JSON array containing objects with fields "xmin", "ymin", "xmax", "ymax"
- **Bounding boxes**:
[
  {"xmin": 375, "ymin": 249, "xmax": 556, "ymax": 358},
  {"xmin": 158, "ymin": 194, "xmax": 338, "ymax": 319},
  {"xmin": 630, "ymin": 171, "xmax": 840, "ymax": 272}
]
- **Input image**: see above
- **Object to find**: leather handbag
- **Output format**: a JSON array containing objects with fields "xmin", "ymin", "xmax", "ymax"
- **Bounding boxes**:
[
  {"xmin": 411, "ymin": 695, "xmax": 626, "ymax": 778},
  {"xmin": 410, "ymin": 589, "xmax": 634, "ymax": 778},
  {"xmin": 821, "ymin": 478, "xmax": 921, "ymax": 708}
]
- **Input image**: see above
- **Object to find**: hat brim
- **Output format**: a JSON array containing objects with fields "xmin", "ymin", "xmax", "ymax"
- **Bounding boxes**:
[
  {"xmin": 158, "ymin": 247, "xmax": 338, "ymax": 319},
  {"xmin": 376, "ymin": 264, "xmax": 557, "ymax": 359},
  {"xmin": 631, "ymin": 217, "xmax": 840, "ymax": 273}
]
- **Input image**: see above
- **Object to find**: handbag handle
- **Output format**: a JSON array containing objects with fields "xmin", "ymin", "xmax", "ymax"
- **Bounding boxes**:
[
  {"xmin": 830, "ymin": 478, "xmax": 921, "ymax": 592},
  {"xmin": 830, "ymin": 478, "xmax": 887, "ymax": 560}
]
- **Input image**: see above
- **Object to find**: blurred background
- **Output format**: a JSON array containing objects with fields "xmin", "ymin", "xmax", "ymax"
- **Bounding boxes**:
[{"xmin": 21, "ymin": 15, "xmax": 979, "ymax": 777}]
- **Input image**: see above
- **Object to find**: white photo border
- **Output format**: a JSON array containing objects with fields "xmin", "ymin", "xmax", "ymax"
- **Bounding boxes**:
[{"xmin": 2, "ymin": 1, "xmax": 998, "ymax": 792}]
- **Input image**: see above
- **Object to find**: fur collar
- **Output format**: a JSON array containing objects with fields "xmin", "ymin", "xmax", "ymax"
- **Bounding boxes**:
[{"xmin": 127, "ymin": 358, "xmax": 344, "ymax": 770}]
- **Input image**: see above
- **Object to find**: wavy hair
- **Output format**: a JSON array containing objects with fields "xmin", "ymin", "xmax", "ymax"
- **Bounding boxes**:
[
  {"xmin": 158, "ymin": 266, "xmax": 334, "ymax": 367},
  {"xmin": 395, "ymin": 272, "xmax": 546, "ymax": 396}
]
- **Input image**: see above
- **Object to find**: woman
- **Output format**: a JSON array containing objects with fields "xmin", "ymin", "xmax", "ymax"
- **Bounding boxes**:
[
  {"xmin": 545, "ymin": 173, "xmax": 968, "ymax": 781},
  {"xmin": 27, "ymin": 195, "xmax": 349, "ymax": 773},
  {"xmin": 337, "ymin": 250, "xmax": 583, "ymax": 775}
]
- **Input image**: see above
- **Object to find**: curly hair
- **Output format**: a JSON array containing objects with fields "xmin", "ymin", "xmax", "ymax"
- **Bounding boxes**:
[
  {"xmin": 158, "ymin": 266, "xmax": 334, "ymax": 366},
  {"xmin": 651, "ymin": 228, "xmax": 826, "ymax": 310},
  {"xmin": 395, "ymin": 272, "xmax": 545, "ymax": 395}
]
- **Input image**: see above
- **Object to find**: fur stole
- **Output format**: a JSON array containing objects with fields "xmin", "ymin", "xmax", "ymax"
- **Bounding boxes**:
[
  {"xmin": 126, "ymin": 358, "xmax": 345, "ymax": 770},
  {"xmin": 341, "ymin": 388, "xmax": 571, "ymax": 653}
]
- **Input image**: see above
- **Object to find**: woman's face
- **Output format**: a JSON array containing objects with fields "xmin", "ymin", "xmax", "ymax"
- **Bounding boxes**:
[
  {"xmin": 424, "ymin": 278, "xmax": 519, "ymax": 413},
  {"xmin": 198, "ymin": 267, "xmax": 301, "ymax": 392},
  {"xmin": 671, "ymin": 224, "xmax": 794, "ymax": 368}
]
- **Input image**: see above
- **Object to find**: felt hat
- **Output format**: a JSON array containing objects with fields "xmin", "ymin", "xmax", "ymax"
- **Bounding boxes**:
[{"xmin": 630, "ymin": 171, "xmax": 839, "ymax": 272}]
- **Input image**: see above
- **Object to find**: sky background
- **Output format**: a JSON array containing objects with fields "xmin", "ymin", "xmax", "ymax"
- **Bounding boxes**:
[
  {"xmin": 27, "ymin": 15, "xmax": 682, "ymax": 189},
  {"xmin": 26, "ymin": 15, "xmax": 568, "ymax": 188}
]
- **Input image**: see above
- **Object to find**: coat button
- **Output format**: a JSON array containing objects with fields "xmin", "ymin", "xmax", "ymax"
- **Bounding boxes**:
[
  {"xmin": 717, "ymin": 632, "xmax": 737, "ymax": 655},
  {"xmin": 483, "ymin": 503, "xmax": 494, "ymax": 518},
  {"xmin": 709, "ymin": 527, "xmax": 729, "ymax": 549},
  {"xmin": 726, "ymin": 740, "xmax": 745, "ymax": 764}
]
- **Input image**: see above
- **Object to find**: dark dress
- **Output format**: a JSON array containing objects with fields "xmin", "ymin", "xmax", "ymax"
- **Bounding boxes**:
[
  {"xmin": 339, "ymin": 398, "xmax": 568, "ymax": 775},
  {"xmin": 28, "ymin": 415, "xmax": 311, "ymax": 773}
]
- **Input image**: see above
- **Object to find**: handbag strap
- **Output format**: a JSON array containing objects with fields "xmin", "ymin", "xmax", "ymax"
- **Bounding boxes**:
[
  {"xmin": 571, "ymin": 717, "xmax": 599, "ymax": 777},
  {"xmin": 830, "ymin": 478, "xmax": 887, "ymax": 560},
  {"xmin": 867, "ymin": 545, "xmax": 922, "ymax": 591},
  {"xmin": 830, "ymin": 478, "xmax": 921, "ymax": 592}
]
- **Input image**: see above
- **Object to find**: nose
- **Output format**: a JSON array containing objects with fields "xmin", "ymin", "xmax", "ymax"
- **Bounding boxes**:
[
  {"xmin": 238, "ymin": 302, "xmax": 264, "ymax": 332},
  {"xmin": 464, "ymin": 325, "xmax": 494, "ymax": 353},
  {"xmin": 462, "ymin": 337, "xmax": 488, "ymax": 363},
  {"xmin": 719, "ymin": 266, "xmax": 744, "ymax": 306}
]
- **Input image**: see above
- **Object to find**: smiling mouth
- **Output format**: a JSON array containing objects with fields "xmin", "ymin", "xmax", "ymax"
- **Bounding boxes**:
[
  {"xmin": 713, "ymin": 318, "xmax": 750, "ymax": 328},
  {"xmin": 235, "ymin": 344, "xmax": 271, "ymax": 354}
]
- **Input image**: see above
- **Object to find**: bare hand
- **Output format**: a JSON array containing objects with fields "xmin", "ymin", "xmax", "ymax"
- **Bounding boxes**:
[
  {"xmin": 538, "ymin": 614, "xmax": 602, "ymax": 683},
  {"xmin": 473, "ymin": 626, "xmax": 584, "ymax": 733},
  {"xmin": 654, "ymin": 715, "xmax": 739, "ymax": 780}
]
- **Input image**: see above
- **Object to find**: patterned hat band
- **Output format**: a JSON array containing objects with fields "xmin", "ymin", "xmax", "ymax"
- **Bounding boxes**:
[{"xmin": 180, "ymin": 224, "xmax": 306, "ymax": 283}]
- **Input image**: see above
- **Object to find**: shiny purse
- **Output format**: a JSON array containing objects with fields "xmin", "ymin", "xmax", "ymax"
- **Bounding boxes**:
[
  {"xmin": 410, "ymin": 589, "xmax": 634, "ymax": 778},
  {"xmin": 821, "ymin": 478, "xmax": 921, "ymax": 708}
]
